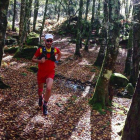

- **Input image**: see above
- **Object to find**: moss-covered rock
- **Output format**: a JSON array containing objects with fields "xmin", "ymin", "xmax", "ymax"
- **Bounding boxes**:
[
  {"xmin": 4, "ymin": 47, "xmax": 18, "ymax": 53},
  {"xmin": 28, "ymin": 66, "xmax": 38, "ymax": 73},
  {"xmin": 5, "ymin": 38, "xmax": 17, "ymax": 45},
  {"xmin": 26, "ymin": 32, "xmax": 39, "ymax": 46},
  {"xmin": 14, "ymin": 47, "xmax": 37, "ymax": 60},
  {"xmin": 125, "ymin": 83, "xmax": 134, "ymax": 95},
  {"xmin": 110, "ymin": 73, "xmax": 129, "ymax": 88},
  {"xmin": 0, "ymin": 78, "xmax": 10, "ymax": 89}
]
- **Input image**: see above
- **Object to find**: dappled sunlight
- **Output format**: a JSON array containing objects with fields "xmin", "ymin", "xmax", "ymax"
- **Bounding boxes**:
[
  {"xmin": 89, "ymin": 45, "xmax": 100, "ymax": 52},
  {"xmin": 82, "ymin": 86, "xmax": 91, "ymax": 98},
  {"xmin": 11, "ymin": 63, "xmax": 28, "ymax": 70},
  {"xmin": 2, "ymin": 55, "xmax": 13, "ymax": 61},
  {"xmin": 81, "ymin": 73, "xmax": 95, "ymax": 98},
  {"xmin": 70, "ymin": 109, "xmax": 91, "ymax": 140},
  {"xmin": 111, "ymin": 97, "xmax": 132, "ymax": 139},
  {"xmin": 115, "ymin": 48, "xmax": 127, "ymax": 73},
  {"xmin": 54, "ymin": 37, "xmax": 71, "ymax": 43},
  {"xmin": 78, "ymin": 58, "xmax": 92, "ymax": 66}
]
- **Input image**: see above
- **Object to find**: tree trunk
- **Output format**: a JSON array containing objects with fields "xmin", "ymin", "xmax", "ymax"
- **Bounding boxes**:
[
  {"xmin": 124, "ymin": 28, "xmax": 133, "ymax": 76},
  {"xmin": 121, "ymin": 73, "xmax": 140, "ymax": 140},
  {"xmin": 57, "ymin": 0, "xmax": 62, "ymax": 22},
  {"xmin": 85, "ymin": 0, "xmax": 90, "ymax": 21},
  {"xmin": 0, "ymin": 0, "xmax": 9, "ymax": 66},
  {"xmin": 96, "ymin": 0, "xmax": 101, "ymax": 18},
  {"xmin": 94, "ymin": 0, "xmax": 108, "ymax": 67},
  {"xmin": 84, "ymin": 0, "xmax": 96, "ymax": 51},
  {"xmin": 40, "ymin": 0, "xmax": 48, "ymax": 43},
  {"xmin": 125, "ymin": 0, "xmax": 129, "ymax": 19},
  {"xmin": 27, "ymin": 0, "xmax": 33, "ymax": 33},
  {"xmin": 89, "ymin": 0, "xmax": 121, "ymax": 110},
  {"xmin": 33, "ymin": 0, "xmax": 39, "ymax": 31},
  {"xmin": 129, "ymin": 2, "xmax": 140, "ymax": 87},
  {"xmin": 19, "ymin": 0, "xmax": 26, "ymax": 51},
  {"xmin": 75, "ymin": 0, "xmax": 83, "ymax": 56},
  {"xmin": 81, "ymin": 0, "xmax": 90, "ymax": 48},
  {"xmin": 94, "ymin": 37, "xmax": 107, "ymax": 67},
  {"xmin": 12, "ymin": 0, "xmax": 16, "ymax": 31}
]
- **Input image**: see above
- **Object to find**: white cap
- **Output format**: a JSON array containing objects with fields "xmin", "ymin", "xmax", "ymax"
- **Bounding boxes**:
[{"xmin": 45, "ymin": 34, "xmax": 53, "ymax": 40}]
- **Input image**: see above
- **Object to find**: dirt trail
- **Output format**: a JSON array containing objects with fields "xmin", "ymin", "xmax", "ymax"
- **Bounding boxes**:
[{"xmin": 0, "ymin": 36, "xmax": 131, "ymax": 140}]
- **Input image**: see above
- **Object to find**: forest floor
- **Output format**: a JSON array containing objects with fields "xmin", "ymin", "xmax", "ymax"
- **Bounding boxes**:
[{"xmin": 0, "ymin": 35, "xmax": 132, "ymax": 140}]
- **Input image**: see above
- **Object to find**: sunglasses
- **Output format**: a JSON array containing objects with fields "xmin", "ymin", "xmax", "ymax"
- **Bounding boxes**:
[{"xmin": 46, "ymin": 39, "xmax": 53, "ymax": 43}]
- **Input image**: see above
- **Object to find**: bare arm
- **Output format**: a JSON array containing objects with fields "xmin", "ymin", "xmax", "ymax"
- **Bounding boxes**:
[
  {"xmin": 56, "ymin": 51, "xmax": 62, "ymax": 61},
  {"xmin": 32, "ymin": 55, "xmax": 45, "ymax": 63}
]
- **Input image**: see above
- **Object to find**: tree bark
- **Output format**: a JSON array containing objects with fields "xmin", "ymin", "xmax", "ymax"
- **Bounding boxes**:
[
  {"xmin": 33, "ymin": 0, "xmax": 39, "ymax": 31},
  {"xmin": 124, "ymin": 28, "xmax": 133, "ymax": 76},
  {"xmin": 96, "ymin": 0, "xmax": 101, "ymax": 18},
  {"xmin": 40, "ymin": 0, "xmax": 48, "ymax": 43},
  {"xmin": 129, "ymin": 2, "xmax": 140, "ymax": 87},
  {"xmin": 84, "ymin": 0, "xmax": 96, "ymax": 51},
  {"xmin": 94, "ymin": 0, "xmax": 108, "ymax": 67},
  {"xmin": 94, "ymin": 36, "xmax": 107, "ymax": 67},
  {"xmin": 122, "ymin": 72, "xmax": 140, "ymax": 140},
  {"xmin": 75, "ymin": 0, "xmax": 83, "ymax": 56},
  {"xmin": 89, "ymin": 0, "xmax": 121, "ymax": 109},
  {"xmin": 12, "ymin": 0, "xmax": 16, "ymax": 31},
  {"xmin": 85, "ymin": 0, "xmax": 90, "ymax": 21},
  {"xmin": 19, "ymin": 0, "xmax": 26, "ymax": 51},
  {"xmin": 0, "ymin": 0, "xmax": 9, "ymax": 66},
  {"xmin": 26, "ymin": 0, "xmax": 33, "ymax": 33}
]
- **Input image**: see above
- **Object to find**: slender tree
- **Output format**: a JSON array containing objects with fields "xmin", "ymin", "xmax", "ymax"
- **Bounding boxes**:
[
  {"xmin": 121, "ymin": 71, "xmax": 140, "ymax": 140},
  {"xmin": 94, "ymin": 0, "xmax": 108, "ymax": 67},
  {"xmin": 84, "ymin": 0, "xmax": 96, "ymax": 51},
  {"xmin": 57, "ymin": 0, "xmax": 62, "ymax": 22},
  {"xmin": 40, "ymin": 0, "xmax": 49, "ymax": 43},
  {"xmin": 124, "ymin": 28, "xmax": 133, "ymax": 76},
  {"xmin": 89, "ymin": 0, "xmax": 121, "ymax": 109},
  {"xmin": 75, "ymin": 0, "xmax": 83, "ymax": 56},
  {"xmin": 12, "ymin": 0, "xmax": 16, "ymax": 31},
  {"xmin": 94, "ymin": 28, "xmax": 107, "ymax": 67},
  {"xmin": 33, "ymin": 0, "xmax": 39, "ymax": 31},
  {"xmin": 96, "ymin": 0, "xmax": 101, "ymax": 17},
  {"xmin": 85, "ymin": 0, "xmax": 90, "ymax": 21},
  {"xmin": 26, "ymin": 0, "xmax": 33, "ymax": 33},
  {"xmin": 81, "ymin": 0, "xmax": 90, "ymax": 48},
  {"xmin": 129, "ymin": 0, "xmax": 140, "ymax": 87},
  {"xmin": 0, "ymin": 0, "xmax": 10, "ymax": 66},
  {"xmin": 18, "ymin": 0, "xmax": 26, "ymax": 51}
]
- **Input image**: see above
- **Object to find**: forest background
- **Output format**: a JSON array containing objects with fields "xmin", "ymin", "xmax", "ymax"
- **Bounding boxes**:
[{"xmin": 0, "ymin": 0, "xmax": 140, "ymax": 139}]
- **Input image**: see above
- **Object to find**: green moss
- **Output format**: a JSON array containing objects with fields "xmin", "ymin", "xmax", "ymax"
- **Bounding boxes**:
[
  {"xmin": 89, "ymin": 99, "xmax": 106, "ymax": 114},
  {"xmin": 28, "ymin": 66, "xmax": 38, "ymax": 73},
  {"xmin": 125, "ymin": 83, "xmax": 134, "ymax": 95},
  {"xmin": 4, "ymin": 47, "xmax": 18, "ymax": 53},
  {"xmin": 0, "ymin": 80, "xmax": 10, "ymax": 89},
  {"xmin": 104, "ymin": 70, "xmax": 112, "ymax": 80},
  {"xmin": 21, "ymin": 73, "xmax": 27, "ymax": 76},
  {"xmin": 110, "ymin": 73, "xmax": 129, "ymax": 87},
  {"xmin": 14, "ymin": 47, "xmax": 37, "ymax": 60},
  {"xmin": 26, "ymin": 32, "xmax": 39, "ymax": 46}
]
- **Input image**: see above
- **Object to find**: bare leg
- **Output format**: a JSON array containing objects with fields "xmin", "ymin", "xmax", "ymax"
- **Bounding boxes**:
[
  {"xmin": 44, "ymin": 78, "xmax": 53, "ymax": 102},
  {"xmin": 38, "ymin": 83, "xmax": 44, "ymax": 97}
]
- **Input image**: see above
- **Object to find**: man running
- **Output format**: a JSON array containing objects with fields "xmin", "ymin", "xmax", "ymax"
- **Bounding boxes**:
[{"xmin": 32, "ymin": 34, "xmax": 61, "ymax": 115}]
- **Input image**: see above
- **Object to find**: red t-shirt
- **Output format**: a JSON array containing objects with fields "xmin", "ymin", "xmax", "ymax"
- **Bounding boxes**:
[{"xmin": 34, "ymin": 47, "xmax": 60, "ymax": 73}]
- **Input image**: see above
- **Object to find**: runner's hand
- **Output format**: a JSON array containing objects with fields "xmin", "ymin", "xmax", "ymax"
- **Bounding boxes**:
[{"xmin": 40, "ymin": 57, "xmax": 45, "ymax": 63}]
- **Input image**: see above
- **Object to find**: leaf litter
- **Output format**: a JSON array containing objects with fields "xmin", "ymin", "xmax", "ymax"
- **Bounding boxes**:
[{"xmin": 0, "ymin": 39, "xmax": 131, "ymax": 140}]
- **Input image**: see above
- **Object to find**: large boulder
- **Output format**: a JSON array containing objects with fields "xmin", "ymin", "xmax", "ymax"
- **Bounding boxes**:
[
  {"xmin": 110, "ymin": 73, "xmax": 129, "ymax": 88},
  {"xmin": 14, "ymin": 46, "xmax": 38, "ymax": 60},
  {"xmin": 125, "ymin": 83, "xmax": 134, "ymax": 95},
  {"xmin": 26, "ymin": 32, "xmax": 39, "ymax": 46},
  {"xmin": 5, "ymin": 38, "xmax": 17, "ymax": 45}
]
